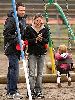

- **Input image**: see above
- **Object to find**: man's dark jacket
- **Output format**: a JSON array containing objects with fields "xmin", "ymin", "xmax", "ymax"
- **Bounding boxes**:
[{"xmin": 3, "ymin": 10, "xmax": 26, "ymax": 57}]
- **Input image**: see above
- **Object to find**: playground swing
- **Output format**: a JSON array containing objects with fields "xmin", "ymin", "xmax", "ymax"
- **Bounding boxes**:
[
  {"xmin": 44, "ymin": 0, "xmax": 75, "ymax": 74},
  {"xmin": 65, "ymin": 0, "xmax": 75, "ymax": 53},
  {"xmin": 64, "ymin": 0, "xmax": 71, "ymax": 52},
  {"xmin": 55, "ymin": 0, "xmax": 73, "ymax": 51}
]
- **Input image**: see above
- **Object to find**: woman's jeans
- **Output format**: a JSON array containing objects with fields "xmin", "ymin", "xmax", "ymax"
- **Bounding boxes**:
[
  {"xmin": 29, "ymin": 54, "xmax": 45, "ymax": 93},
  {"xmin": 7, "ymin": 54, "xmax": 19, "ymax": 94}
]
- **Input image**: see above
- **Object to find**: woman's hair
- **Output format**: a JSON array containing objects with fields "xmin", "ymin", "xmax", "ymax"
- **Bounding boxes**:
[
  {"xmin": 33, "ymin": 13, "xmax": 43, "ymax": 20},
  {"xmin": 58, "ymin": 44, "xmax": 67, "ymax": 54}
]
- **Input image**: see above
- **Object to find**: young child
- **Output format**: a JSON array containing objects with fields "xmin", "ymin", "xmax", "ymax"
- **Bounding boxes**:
[{"xmin": 55, "ymin": 44, "xmax": 73, "ymax": 88}]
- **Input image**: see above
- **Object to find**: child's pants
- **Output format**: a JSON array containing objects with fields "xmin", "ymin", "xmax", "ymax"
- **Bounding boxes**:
[{"xmin": 57, "ymin": 70, "xmax": 71, "ymax": 83}]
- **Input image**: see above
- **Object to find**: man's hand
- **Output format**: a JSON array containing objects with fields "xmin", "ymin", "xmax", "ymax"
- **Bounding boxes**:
[{"xmin": 21, "ymin": 40, "xmax": 24, "ymax": 45}]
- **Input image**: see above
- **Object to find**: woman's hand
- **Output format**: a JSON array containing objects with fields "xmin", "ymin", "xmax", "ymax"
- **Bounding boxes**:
[{"xmin": 36, "ymin": 33, "xmax": 43, "ymax": 43}]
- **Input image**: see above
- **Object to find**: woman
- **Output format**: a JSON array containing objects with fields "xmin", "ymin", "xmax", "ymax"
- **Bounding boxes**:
[{"xmin": 25, "ymin": 13, "xmax": 49, "ymax": 99}]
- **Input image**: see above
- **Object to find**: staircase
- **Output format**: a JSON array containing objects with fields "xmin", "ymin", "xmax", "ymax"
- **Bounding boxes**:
[{"xmin": 0, "ymin": 0, "xmax": 75, "ymax": 18}]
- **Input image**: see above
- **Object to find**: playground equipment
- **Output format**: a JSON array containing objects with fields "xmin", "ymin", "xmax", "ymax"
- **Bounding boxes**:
[
  {"xmin": 43, "ymin": 0, "xmax": 56, "ymax": 74},
  {"xmin": 65, "ymin": 0, "xmax": 74, "ymax": 51},
  {"xmin": 43, "ymin": 0, "xmax": 75, "ymax": 74},
  {"xmin": 0, "ymin": 0, "xmax": 75, "ymax": 85}
]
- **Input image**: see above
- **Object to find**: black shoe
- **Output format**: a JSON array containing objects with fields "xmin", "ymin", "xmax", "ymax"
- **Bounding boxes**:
[
  {"xmin": 26, "ymin": 91, "xmax": 29, "ymax": 98},
  {"xmin": 26, "ymin": 94, "xmax": 35, "ymax": 99},
  {"xmin": 36, "ymin": 92, "xmax": 44, "ymax": 99},
  {"xmin": 26, "ymin": 91, "xmax": 35, "ymax": 99},
  {"xmin": 32, "ymin": 94, "xmax": 36, "ymax": 99}
]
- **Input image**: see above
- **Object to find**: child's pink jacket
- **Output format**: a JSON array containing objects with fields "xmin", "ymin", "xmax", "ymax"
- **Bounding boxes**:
[{"xmin": 55, "ymin": 52, "xmax": 72, "ymax": 70}]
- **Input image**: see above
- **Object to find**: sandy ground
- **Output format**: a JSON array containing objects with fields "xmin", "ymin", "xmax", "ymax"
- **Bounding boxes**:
[
  {"xmin": 0, "ymin": 53, "xmax": 75, "ymax": 100},
  {"xmin": 1, "ymin": 83, "xmax": 75, "ymax": 100}
]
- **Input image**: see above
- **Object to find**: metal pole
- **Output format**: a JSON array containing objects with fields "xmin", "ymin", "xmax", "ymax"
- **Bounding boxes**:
[
  {"xmin": 43, "ymin": 0, "xmax": 56, "ymax": 74},
  {"xmin": 11, "ymin": 0, "xmax": 32, "ymax": 100}
]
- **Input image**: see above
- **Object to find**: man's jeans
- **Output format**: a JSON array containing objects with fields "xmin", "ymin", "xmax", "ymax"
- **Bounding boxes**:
[
  {"xmin": 7, "ymin": 54, "xmax": 19, "ymax": 94},
  {"xmin": 29, "ymin": 54, "xmax": 45, "ymax": 93}
]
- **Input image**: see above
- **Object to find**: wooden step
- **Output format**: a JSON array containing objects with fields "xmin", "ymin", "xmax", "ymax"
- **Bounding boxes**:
[{"xmin": 0, "ymin": 2, "xmax": 75, "ymax": 18}]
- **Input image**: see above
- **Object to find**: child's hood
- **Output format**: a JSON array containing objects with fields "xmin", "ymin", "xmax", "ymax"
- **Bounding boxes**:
[{"xmin": 60, "ymin": 53, "xmax": 69, "ymax": 59}]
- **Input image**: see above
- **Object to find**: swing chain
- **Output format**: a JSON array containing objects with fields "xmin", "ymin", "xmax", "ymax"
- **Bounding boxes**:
[
  {"xmin": 66, "ymin": 0, "xmax": 72, "ymax": 52},
  {"xmin": 43, "ymin": 0, "xmax": 55, "ymax": 53},
  {"xmin": 66, "ymin": 0, "xmax": 69, "ymax": 18}
]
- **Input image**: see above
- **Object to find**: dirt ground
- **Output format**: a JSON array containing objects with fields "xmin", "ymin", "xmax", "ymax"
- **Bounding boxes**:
[
  {"xmin": 0, "ymin": 53, "xmax": 75, "ymax": 100},
  {"xmin": 1, "ymin": 82, "xmax": 75, "ymax": 100}
]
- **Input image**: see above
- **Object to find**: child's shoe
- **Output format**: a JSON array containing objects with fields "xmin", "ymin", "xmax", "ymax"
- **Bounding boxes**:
[
  {"xmin": 68, "ymin": 77, "xmax": 71, "ymax": 86},
  {"xmin": 57, "ymin": 76, "xmax": 61, "ymax": 88},
  {"xmin": 68, "ymin": 81, "xmax": 71, "ymax": 86},
  {"xmin": 58, "ymin": 83, "xmax": 61, "ymax": 88}
]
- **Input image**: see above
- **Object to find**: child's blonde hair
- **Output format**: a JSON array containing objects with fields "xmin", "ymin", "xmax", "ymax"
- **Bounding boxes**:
[{"xmin": 58, "ymin": 44, "xmax": 67, "ymax": 54}]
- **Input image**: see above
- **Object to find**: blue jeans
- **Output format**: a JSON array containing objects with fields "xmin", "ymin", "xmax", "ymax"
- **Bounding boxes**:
[
  {"xmin": 7, "ymin": 54, "xmax": 19, "ymax": 94},
  {"xmin": 29, "ymin": 54, "xmax": 45, "ymax": 93}
]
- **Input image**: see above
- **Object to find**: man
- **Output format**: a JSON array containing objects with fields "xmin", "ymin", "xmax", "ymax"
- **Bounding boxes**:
[{"xmin": 3, "ymin": 1, "xmax": 27, "ymax": 99}]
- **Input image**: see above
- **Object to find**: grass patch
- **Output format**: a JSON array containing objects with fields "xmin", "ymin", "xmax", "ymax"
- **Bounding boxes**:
[{"xmin": 0, "ymin": 24, "xmax": 4, "ymax": 29}]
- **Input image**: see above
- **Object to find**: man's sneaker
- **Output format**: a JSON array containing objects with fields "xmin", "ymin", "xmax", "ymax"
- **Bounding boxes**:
[
  {"xmin": 7, "ymin": 92, "xmax": 23, "ymax": 99},
  {"xmin": 58, "ymin": 83, "xmax": 61, "ymax": 88},
  {"xmin": 36, "ymin": 92, "xmax": 44, "ymax": 99},
  {"xmin": 14, "ymin": 92, "xmax": 23, "ymax": 99},
  {"xmin": 68, "ymin": 81, "xmax": 71, "ymax": 86},
  {"xmin": 6, "ymin": 93, "xmax": 14, "ymax": 99}
]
